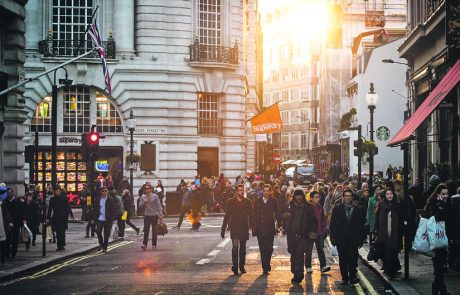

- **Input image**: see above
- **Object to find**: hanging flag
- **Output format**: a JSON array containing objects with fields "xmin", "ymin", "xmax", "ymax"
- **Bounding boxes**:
[
  {"xmin": 88, "ymin": 14, "xmax": 111, "ymax": 95},
  {"xmin": 250, "ymin": 103, "xmax": 283, "ymax": 134}
]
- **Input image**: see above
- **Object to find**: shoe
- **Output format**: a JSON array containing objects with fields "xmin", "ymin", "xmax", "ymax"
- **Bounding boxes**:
[
  {"xmin": 152, "ymin": 245, "xmax": 156, "ymax": 249},
  {"xmin": 291, "ymin": 274, "xmax": 303, "ymax": 284},
  {"xmin": 52, "ymin": 239, "xmax": 56, "ymax": 243},
  {"xmin": 349, "ymin": 277, "xmax": 360, "ymax": 285},
  {"xmin": 102, "ymin": 249, "xmax": 107, "ymax": 253},
  {"xmin": 85, "ymin": 235, "xmax": 90, "ymax": 238},
  {"xmin": 141, "ymin": 244, "xmax": 147, "ymax": 250},
  {"xmin": 56, "ymin": 247, "xmax": 65, "ymax": 251},
  {"xmin": 172, "ymin": 225, "xmax": 180, "ymax": 231},
  {"xmin": 32, "ymin": 241, "xmax": 36, "ymax": 246},
  {"xmin": 136, "ymin": 228, "xmax": 140, "ymax": 235},
  {"xmin": 340, "ymin": 280, "xmax": 348, "ymax": 286},
  {"xmin": 306, "ymin": 267, "xmax": 313, "ymax": 274},
  {"xmin": 231, "ymin": 266, "xmax": 238, "ymax": 275},
  {"xmin": 321, "ymin": 266, "xmax": 331, "ymax": 273},
  {"xmin": 240, "ymin": 267, "xmax": 246, "ymax": 274},
  {"xmin": 263, "ymin": 271, "xmax": 268, "ymax": 275}
]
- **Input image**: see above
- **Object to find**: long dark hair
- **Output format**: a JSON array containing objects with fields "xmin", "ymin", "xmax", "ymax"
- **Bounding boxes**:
[{"xmin": 430, "ymin": 183, "xmax": 448, "ymax": 199}]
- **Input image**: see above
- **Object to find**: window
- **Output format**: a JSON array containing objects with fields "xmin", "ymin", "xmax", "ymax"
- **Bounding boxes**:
[
  {"xmin": 301, "ymin": 132, "xmax": 308, "ymax": 149},
  {"xmin": 63, "ymin": 86, "xmax": 91, "ymax": 133},
  {"xmin": 31, "ymin": 97, "xmax": 52, "ymax": 132},
  {"xmin": 281, "ymin": 133, "xmax": 289, "ymax": 150},
  {"xmin": 300, "ymin": 108, "xmax": 310, "ymax": 123},
  {"xmin": 96, "ymin": 92, "xmax": 123, "ymax": 133},
  {"xmin": 197, "ymin": 0, "xmax": 222, "ymax": 46},
  {"xmin": 281, "ymin": 90, "xmax": 289, "ymax": 102},
  {"xmin": 52, "ymin": 0, "xmax": 93, "ymax": 56},
  {"xmin": 290, "ymin": 88, "xmax": 299, "ymax": 102},
  {"xmin": 312, "ymin": 85, "xmax": 318, "ymax": 100},
  {"xmin": 273, "ymin": 91, "xmax": 280, "ymax": 103},
  {"xmin": 197, "ymin": 92, "xmax": 221, "ymax": 135},
  {"xmin": 291, "ymin": 133, "xmax": 300, "ymax": 150},
  {"xmin": 301, "ymin": 86, "xmax": 309, "ymax": 101},
  {"xmin": 281, "ymin": 111, "xmax": 289, "ymax": 125},
  {"xmin": 291, "ymin": 109, "xmax": 301, "ymax": 125}
]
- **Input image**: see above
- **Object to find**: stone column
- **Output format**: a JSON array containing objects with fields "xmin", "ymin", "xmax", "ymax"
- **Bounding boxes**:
[
  {"xmin": 114, "ymin": 0, "xmax": 135, "ymax": 57},
  {"xmin": 25, "ymin": 0, "xmax": 41, "ymax": 53}
]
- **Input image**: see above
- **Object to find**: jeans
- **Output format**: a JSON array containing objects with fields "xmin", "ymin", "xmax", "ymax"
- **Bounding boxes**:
[
  {"xmin": 7, "ymin": 224, "xmax": 20, "ymax": 257},
  {"xmin": 305, "ymin": 234, "xmax": 327, "ymax": 269},
  {"xmin": 117, "ymin": 218, "xmax": 126, "ymax": 237},
  {"xmin": 257, "ymin": 235, "xmax": 274, "ymax": 271},
  {"xmin": 143, "ymin": 215, "xmax": 159, "ymax": 246},
  {"xmin": 86, "ymin": 222, "xmax": 95, "ymax": 237},
  {"xmin": 433, "ymin": 249, "xmax": 449, "ymax": 294},
  {"xmin": 96, "ymin": 220, "xmax": 112, "ymax": 250},
  {"xmin": 0, "ymin": 241, "xmax": 6, "ymax": 264},
  {"xmin": 337, "ymin": 242, "xmax": 359, "ymax": 281},
  {"xmin": 290, "ymin": 237, "xmax": 306, "ymax": 276},
  {"xmin": 55, "ymin": 226, "xmax": 66, "ymax": 249},
  {"xmin": 177, "ymin": 206, "xmax": 190, "ymax": 227},
  {"xmin": 231, "ymin": 239, "xmax": 247, "ymax": 270}
]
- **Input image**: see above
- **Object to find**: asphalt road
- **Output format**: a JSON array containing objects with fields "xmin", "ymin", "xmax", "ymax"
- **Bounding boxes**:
[{"xmin": 0, "ymin": 216, "xmax": 395, "ymax": 295}]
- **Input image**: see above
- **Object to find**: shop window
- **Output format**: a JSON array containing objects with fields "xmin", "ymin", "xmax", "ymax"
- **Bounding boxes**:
[
  {"xmin": 31, "ymin": 96, "xmax": 52, "ymax": 132},
  {"xmin": 96, "ymin": 92, "xmax": 123, "ymax": 133},
  {"xmin": 63, "ymin": 86, "xmax": 91, "ymax": 133}
]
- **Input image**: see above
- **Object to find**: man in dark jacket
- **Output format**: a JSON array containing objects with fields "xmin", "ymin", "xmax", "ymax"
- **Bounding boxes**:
[
  {"xmin": 283, "ymin": 189, "xmax": 317, "ymax": 285},
  {"xmin": 6, "ymin": 189, "xmax": 25, "ymax": 258},
  {"xmin": 253, "ymin": 184, "xmax": 280, "ymax": 274},
  {"xmin": 46, "ymin": 189, "xmax": 70, "ymax": 251},
  {"xmin": 330, "ymin": 188, "xmax": 365, "ymax": 286},
  {"xmin": 1, "ymin": 195, "xmax": 13, "ymax": 265},
  {"xmin": 93, "ymin": 187, "xmax": 116, "ymax": 252},
  {"xmin": 221, "ymin": 184, "xmax": 253, "ymax": 275},
  {"xmin": 79, "ymin": 184, "xmax": 91, "ymax": 223}
]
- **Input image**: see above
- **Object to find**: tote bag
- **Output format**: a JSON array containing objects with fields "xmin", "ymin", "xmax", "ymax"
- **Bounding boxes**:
[
  {"xmin": 427, "ymin": 216, "xmax": 448, "ymax": 251},
  {"xmin": 412, "ymin": 216, "xmax": 431, "ymax": 254}
]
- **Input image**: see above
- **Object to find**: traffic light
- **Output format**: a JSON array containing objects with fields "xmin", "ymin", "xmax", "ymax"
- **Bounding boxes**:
[
  {"xmin": 81, "ymin": 132, "xmax": 100, "ymax": 160},
  {"xmin": 353, "ymin": 139, "xmax": 362, "ymax": 157}
]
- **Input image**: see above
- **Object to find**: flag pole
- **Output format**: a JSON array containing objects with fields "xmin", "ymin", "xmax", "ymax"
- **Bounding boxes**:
[{"xmin": 0, "ymin": 48, "xmax": 97, "ymax": 97}]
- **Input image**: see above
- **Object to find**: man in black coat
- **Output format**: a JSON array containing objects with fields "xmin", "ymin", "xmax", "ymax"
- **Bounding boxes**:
[
  {"xmin": 5, "ymin": 189, "xmax": 25, "ymax": 258},
  {"xmin": 46, "ymin": 189, "xmax": 70, "ymax": 251},
  {"xmin": 221, "ymin": 184, "xmax": 253, "ymax": 275},
  {"xmin": 330, "ymin": 188, "xmax": 365, "ymax": 286},
  {"xmin": 93, "ymin": 187, "xmax": 116, "ymax": 252},
  {"xmin": 253, "ymin": 184, "xmax": 280, "ymax": 274},
  {"xmin": 283, "ymin": 189, "xmax": 317, "ymax": 285}
]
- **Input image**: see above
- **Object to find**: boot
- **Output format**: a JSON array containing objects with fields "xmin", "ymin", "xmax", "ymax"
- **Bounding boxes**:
[{"xmin": 432, "ymin": 283, "xmax": 438, "ymax": 295}]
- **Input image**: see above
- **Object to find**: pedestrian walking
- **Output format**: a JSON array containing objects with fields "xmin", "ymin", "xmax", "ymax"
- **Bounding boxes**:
[
  {"xmin": 117, "ymin": 176, "xmax": 130, "ymax": 194},
  {"xmin": 24, "ymin": 192, "xmax": 39, "ymax": 249},
  {"xmin": 375, "ymin": 188, "xmax": 402, "ymax": 279},
  {"xmin": 5, "ymin": 188, "xmax": 25, "ymax": 258},
  {"xmin": 79, "ymin": 183, "xmax": 91, "ymax": 223},
  {"xmin": 0, "ymin": 190, "xmax": 13, "ymax": 265},
  {"xmin": 253, "ymin": 184, "xmax": 280, "ymax": 274},
  {"xmin": 221, "ymin": 184, "xmax": 253, "ymax": 275},
  {"xmin": 330, "ymin": 188, "xmax": 365, "ymax": 286},
  {"xmin": 366, "ymin": 184, "xmax": 382, "ymax": 244},
  {"xmin": 46, "ymin": 188, "xmax": 70, "ymax": 251},
  {"xmin": 190, "ymin": 184, "xmax": 202, "ymax": 231},
  {"xmin": 109, "ymin": 188, "xmax": 125, "ymax": 239},
  {"xmin": 425, "ymin": 183, "xmax": 452, "ymax": 295},
  {"xmin": 121, "ymin": 189, "xmax": 140, "ymax": 236},
  {"xmin": 139, "ymin": 184, "xmax": 164, "ymax": 250},
  {"xmin": 94, "ymin": 187, "xmax": 117, "ymax": 253},
  {"xmin": 156, "ymin": 180, "xmax": 165, "ymax": 208},
  {"xmin": 282, "ymin": 188, "xmax": 317, "ymax": 285},
  {"xmin": 305, "ymin": 190, "xmax": 331, "ymax": 274},
  {"xmin": 173, "ymin": 182, "xmax": 192, "ymax": 230}
]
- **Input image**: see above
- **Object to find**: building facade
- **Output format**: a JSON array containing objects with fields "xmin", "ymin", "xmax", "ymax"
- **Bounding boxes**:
[
  {"xmin": 22, "ymin": 0, "xmax": 258, "ymax": 194},
  {"xmin": 0, "ymin": 0, "xmax": 29, "ymax": 196}
]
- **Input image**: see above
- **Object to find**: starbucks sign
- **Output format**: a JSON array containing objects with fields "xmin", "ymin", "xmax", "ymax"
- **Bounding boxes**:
[{"xmin": 376, "ymin": 126, "xmax": 390, "ymax": 141}]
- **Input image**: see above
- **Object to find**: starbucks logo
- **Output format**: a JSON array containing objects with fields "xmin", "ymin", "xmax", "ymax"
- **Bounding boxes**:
[{"xmin": 376, "ymin": 126, "xmax": 390, "ymax": 141}]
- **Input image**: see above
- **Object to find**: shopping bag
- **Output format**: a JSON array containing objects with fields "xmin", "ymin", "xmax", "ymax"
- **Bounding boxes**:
[
  {"xmin": 121, "ymin": 211, "xmax": 128, "ymax": 221},
  {"xmin": 46, "ymin": 226, "xmax": 53, "ymax": 240},
  {"xmin": 23, "ymin": 224, "xmax": 33, "ymax": 241},
  {"xmin": 331, "ymin": 245, "xmax": 338, "ymax": 257},
  {"xmin": 111, "ymin": 224, "xmax": 119, "ymax": 241},
  {"xmin": 154, "ymin": 218, "xmax": 168, "ymax": 236},
  {"xmin": 412, "ymin": 216, "xmax": 431, "ymax": 254},
  {"xmin": 20, "ymin": 227, "xmax": 30, "ymax": 243},
  {"xmin": 427, "ymin": 216, "xmax": 448, "ymax": 251}
]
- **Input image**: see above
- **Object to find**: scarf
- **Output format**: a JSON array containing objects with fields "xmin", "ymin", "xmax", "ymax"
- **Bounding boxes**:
[
  {"xmin": 344, "ymin": 203, "xmax": 354, "ymax": 222},
  {"xmin": 377, "ymin": 199, "xmax": 400, "ymax": 249}
]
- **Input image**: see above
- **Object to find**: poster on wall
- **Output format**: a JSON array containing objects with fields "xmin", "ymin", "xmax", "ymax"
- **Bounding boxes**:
[{"xmin": 446, "ymin": 0, "xmax": 460, "ymax": 45}]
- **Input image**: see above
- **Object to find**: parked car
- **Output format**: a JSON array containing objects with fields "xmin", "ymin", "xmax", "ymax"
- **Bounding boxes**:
[
  {"xmin": 294, "ymin": 164, "xmax": 316, "ymax": 185},
  {"xmin": 285, "ymin": 167, "xmax": 295, "ymax": 180}
]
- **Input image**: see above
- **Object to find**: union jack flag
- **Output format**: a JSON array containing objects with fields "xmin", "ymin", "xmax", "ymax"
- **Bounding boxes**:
[{"xmin": 88, "ymin": 14, "xmax": 111, "ymax": 95}]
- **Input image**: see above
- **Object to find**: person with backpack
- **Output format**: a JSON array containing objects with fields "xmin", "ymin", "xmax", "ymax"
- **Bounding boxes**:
[{"xmin": 109, "ymin": 188, "xmax": 125, "ymax": 240}]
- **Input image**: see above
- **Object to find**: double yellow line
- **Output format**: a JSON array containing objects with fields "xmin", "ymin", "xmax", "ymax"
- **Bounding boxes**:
[{"xmin": 1, "ymin": 241, "xmax": 133, "ymax": 287}]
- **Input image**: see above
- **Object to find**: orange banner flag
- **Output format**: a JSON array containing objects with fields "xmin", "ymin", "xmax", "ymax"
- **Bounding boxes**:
[{"xmin": 250, "ymin": 103, "xmax": 283, "ymax": 134}]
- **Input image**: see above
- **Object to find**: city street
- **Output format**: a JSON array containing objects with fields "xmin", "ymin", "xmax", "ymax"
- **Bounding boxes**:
[{"xmin": 0, "ymin": 216, "xmax": 393, "ymax": 295}]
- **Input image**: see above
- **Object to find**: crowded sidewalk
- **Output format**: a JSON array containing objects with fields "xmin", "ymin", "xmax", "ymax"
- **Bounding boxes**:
[{"xmin": 359, "ymin": 243, "xmax": 460, "ymax": 295}]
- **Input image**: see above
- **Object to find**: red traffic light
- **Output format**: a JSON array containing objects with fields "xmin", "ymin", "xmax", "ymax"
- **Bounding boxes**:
[{"xmin": 89, "ymin": 132, "xmax": 99, "ymax": 143}]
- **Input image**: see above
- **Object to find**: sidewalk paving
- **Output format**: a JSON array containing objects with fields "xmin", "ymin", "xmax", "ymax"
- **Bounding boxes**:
[
  {"xmin": 358, "ymin": 243, "xmax": 460, "ymax": 295},
  {"xmin": 0, "ymin": 222, "xmax": 101, "ymax": 281}
]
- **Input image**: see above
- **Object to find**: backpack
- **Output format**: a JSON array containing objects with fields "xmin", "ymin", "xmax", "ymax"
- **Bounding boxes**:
[{"xmin": 113, "ymin": 195, "xmax": 124, "ymax": 217}]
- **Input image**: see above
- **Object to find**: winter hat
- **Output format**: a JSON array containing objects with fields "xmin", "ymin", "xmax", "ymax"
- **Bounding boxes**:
[
  {"xmin": 429, "ymin": 175, "xmax": 441, "ymax": 188},
  {"xmin": 281, "ymin": 185, "xmax": 288, "ymax": 192},
  {"xmin": 293, "ymin": 189, "xmax": 305, "ymax": 198}
]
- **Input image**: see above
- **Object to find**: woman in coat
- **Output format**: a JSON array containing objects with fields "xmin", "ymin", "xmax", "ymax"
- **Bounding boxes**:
[
  {"xmin": 24, "ymin": 192, "xmax": 39, "ymax": 249},
  {"xmin": 46, "ymin": 189, "xmax": 70, "ymax": 251},
  {"xmin": 366, "ymin": 184, "xmax": 382, "ymax": 244},
  {"xmin": 0, "ymin": 192, "xmax": 13, "ymax": 265},
  {"xmin": 425, "ymin": 183, "xmax": 452, "ymax": 295},
  {"xmin": 375, "ymin": 188, "xmax": 403, "ymax": 279},
  {"xmin": 121, "ymin": 189, "xmax": 140, "ymax": 235}
]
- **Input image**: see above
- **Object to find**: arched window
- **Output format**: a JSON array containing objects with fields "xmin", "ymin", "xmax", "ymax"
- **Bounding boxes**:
[
  {"xmin": 96, "ymin": 91, "xmax": 123, "ymax": 133},
  {"xmin": 31, "ymin": 96, "xmax": 52, "ymax": 132}
]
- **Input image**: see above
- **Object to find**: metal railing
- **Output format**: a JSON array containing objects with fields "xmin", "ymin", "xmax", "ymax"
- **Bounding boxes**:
[
  {"xmin": 190, "ymin": 40, "xmax": 238, "ymax": 65},
  {"xmin": 198, "ymin": 118, "xmax": 223, "ymax": 136},
  {"xmin": 38, "ymin": 38, "xmax": 116, "ymax": 59}
]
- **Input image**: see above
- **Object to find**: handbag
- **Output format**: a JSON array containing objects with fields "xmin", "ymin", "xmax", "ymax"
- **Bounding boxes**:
[
  {"xmin": 20, "ymin": 226, "xmax": 30, "ymax": 243},
  {"xmin": 46, "ymin": 225, "xmax": 54, "ymax": 240},
  {"xmin": 155, "ymin": 218, "xmax": 168, "ymax": 236},
  {"xmin": 427, "ymin": 216, "xmax": 448, "ymax": 251},
  {"xmin": 111, "ymin": 223, "xmax": 119, "ymax": 241},
  {"xmin": 367, "ymin": 242, "xmax": 383, "ymax": 262},
  {"xmin": 23, "ymin": 224, "xmax": 33, "ymax": 241},
  {"xmin": 121, "ymin": 211, "xmax": 128, "ymax": 221},
  {"xmin": 412, "ymin": 216, "xmax": 431, "ymax": 254}
]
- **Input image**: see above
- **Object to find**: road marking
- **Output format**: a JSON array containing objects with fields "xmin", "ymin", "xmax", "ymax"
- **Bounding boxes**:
[
  {"xmin": 0, "ymin": 241, "xmax": 133, "ymax": 287},
  {"xmin": 216, "ymin": 238, "xmax": 231, "ymax": 248},
  {"xmin": 196, "ymin": 258, "xmax": 211, "ymax": 265},
  {"xmin": 357, "ymin": 270, "xmax": 379, "ymax": 295},
  {"xmin": 207, "ymin": 250, "xmax": 220, "ymax": 256},
  {"xmin": 354, "ymin": 282, "xmax": 366, "ymax": 295}
]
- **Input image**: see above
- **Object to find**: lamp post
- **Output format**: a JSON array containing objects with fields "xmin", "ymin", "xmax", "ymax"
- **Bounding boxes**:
[
  {"xmin": 127, "ymin": 110, "xmax": 136, "ymax": 198},
  {"xmin": 365, "ymin": 82, "xmax": 378, "ymax": 196}
]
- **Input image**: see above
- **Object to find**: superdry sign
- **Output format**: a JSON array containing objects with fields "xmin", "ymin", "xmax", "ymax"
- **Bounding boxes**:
[{"xmin": 249, "ymin": 103, "xmax": 283, "ymax": 134}]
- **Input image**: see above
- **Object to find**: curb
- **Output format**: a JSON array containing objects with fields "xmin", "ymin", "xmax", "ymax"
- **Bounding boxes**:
[
  {"xmin": 358, "ymin": 247, "xmax": 419, "ymax": 295},
  {"xmin": 0, "ymin": 240, "xmax": 120, "ymax": 282}
]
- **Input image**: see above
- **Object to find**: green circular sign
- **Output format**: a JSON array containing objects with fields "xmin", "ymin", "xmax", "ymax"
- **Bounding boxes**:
[{"xmin": 376, "ymin": 126, "xmax": 390, "ymax": 141}]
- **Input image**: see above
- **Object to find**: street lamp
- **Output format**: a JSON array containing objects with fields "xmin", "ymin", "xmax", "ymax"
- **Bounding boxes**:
[
  {"xmin": 127, "ymin": 110, "xmax": 136, "ymax": 198},
  {"xmin": 382, "ymin": 59, "xmax": 410, "ymax": 67},
  {"xmin": 365, "ymin": 82, "xmax": 378, "ymax": 196}
]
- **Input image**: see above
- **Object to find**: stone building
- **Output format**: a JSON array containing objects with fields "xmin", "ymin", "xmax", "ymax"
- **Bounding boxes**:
[{"xmin": 21, "ymin": 0, "xmax": 259, "ymax": 194}]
